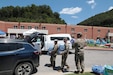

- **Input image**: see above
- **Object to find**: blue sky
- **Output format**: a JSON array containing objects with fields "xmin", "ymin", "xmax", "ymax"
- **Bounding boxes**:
[{"xmin": 0, "ymin": 0, "xmax": 113, "ymax": 25}]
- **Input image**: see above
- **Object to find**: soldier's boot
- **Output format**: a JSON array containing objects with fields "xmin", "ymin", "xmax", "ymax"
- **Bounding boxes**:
[
  {"xmin": 74, "ymin": 71, "xmax": 80, "ymax": 74},
  {"xmin": 50, "ymin": 61, "xmax": 53, "ymax": 67},
  {"xmin": 66, "ymin": 65, "xmax": 70, "ymax": 69},
  {"xmin": 53, "ymin": 61, "xmax": 55, "ymax": 70},
  {"xmin": 81, "ymin": 69, "xmax": 84, "ymax": 73}
]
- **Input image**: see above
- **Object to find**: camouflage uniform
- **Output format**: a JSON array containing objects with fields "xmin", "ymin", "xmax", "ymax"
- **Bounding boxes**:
[
  {"xmin": 74, "ymin": 33, "xmax": 87, "ymax": 73},
  {"xmin": 50, "ymin": 41, "xmax": 58, "ymax": 69},
  {"xmin": 61, "ymin": 38, "xmax": 69, "ymax": 71}
]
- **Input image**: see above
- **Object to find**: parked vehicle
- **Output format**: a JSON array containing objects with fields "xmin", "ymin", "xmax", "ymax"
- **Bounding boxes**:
[
  {"xmin": 42, "ymin": 33, "xmax": 72, "ymax": 51},
  {"xmin": 24, "ymin": 33, "xmax": 72, "ymax": 51},
  {"xmin": 0, "ymin": 38, "xmax": 40, "ymax": 75}
]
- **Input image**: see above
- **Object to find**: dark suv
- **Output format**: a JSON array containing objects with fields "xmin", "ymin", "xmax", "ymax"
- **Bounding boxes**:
[{"xmin": 0, "ymin": 38, "xmax": 40, "ymax": 75}]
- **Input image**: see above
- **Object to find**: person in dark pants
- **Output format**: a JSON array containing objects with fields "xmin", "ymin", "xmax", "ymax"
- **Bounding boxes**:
[
  {"xmin": 50, "ymin": 39, "xmax": 58, "ymax": 70},
  {"xmin": 74, "ymin": 32, "xmax": 87, "ymax": 74},
  {"xmin": 60, "ymin": 38, "xmax": 69, "ymax": 72}
]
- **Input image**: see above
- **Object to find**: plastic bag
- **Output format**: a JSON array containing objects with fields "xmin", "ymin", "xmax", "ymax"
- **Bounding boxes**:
[
  {"xmin": 57, "ymin": 45, "xmax": 65, "ymax": 54},
  {"xmin": 92, "ymin": 65, "xmax": 104, "ymax": 74},
  {"xmin": 47, "ymin": 46, "xmax": 53, "ymax": 55},
  {"xmin": 104, "ymin": 65, "xmax": 113, "ymax": 75}
]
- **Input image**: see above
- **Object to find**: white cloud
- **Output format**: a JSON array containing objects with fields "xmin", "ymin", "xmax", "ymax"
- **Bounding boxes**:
[
  {"xmin": 71, "ymin": 16, "xmax": 78, "ymax": 19},
  {"xmin": 108, "ymin": 6, "xmax": 113, "ymax": 10},
  {"xmin": 87, "ymin": 0, "xmax": 95, "ymax": 4},
  {"xmin": 59, "ymin": 7, "xmax": 82, "ymax": 15},
  {"xmin": 87, "ymin": 0, "xmax": 96, "ymax": 9}
]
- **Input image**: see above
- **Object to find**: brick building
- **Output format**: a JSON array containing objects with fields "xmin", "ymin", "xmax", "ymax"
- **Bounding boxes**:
[{"xmin": 0, "ymin": 21, "xmax": 113, "ymax": 40}]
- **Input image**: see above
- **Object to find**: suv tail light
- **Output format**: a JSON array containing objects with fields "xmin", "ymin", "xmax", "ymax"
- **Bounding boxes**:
[
  {"xmin": 34, "ymin": 51, "xmax": 40, "ymax": 55},
  {"xmin": 34, "ymin": 51, "xmax": 39, "ymax": 55}
]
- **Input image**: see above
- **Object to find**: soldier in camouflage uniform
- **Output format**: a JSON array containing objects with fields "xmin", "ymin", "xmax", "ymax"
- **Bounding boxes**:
[
  {"xmin": 74, "ymin": 32, "xmax": 87, "ymax": 73},
  {"xmin": 50, "ymin": 39, "xmax": 58, "ymax": 70},
  {"xmin": 60, "ymin": 38, "xmax": 70, "ymax": 72}
]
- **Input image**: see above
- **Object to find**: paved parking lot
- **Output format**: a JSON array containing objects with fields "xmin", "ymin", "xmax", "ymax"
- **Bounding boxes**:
[{"xmin": 33, "ymin": 49, "xmax": 113, "ymax": 75}]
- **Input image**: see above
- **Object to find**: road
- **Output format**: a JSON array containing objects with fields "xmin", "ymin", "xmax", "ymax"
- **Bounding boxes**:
[{"xmin": 33, "ymin": 49, "xmax": 113, "ymax": 75}]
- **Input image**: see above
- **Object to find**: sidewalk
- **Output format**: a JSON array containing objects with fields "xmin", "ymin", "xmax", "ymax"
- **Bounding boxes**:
[{"xmin": 85, "ymin": 46, "xmax": 113, "ymax": 51}]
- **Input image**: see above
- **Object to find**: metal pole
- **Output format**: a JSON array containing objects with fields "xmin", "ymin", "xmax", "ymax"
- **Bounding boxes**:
[
  {"xmin": 65, "ymin": 24, "xmax": 67, "ymax": 33},
  {"xmin": 92, "ymin": 26, "xmax": 93, "ymax": 39}
]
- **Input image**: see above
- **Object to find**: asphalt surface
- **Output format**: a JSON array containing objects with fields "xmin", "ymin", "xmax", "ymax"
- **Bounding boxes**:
[{"xmin": 33, "ymin": 49, "xmax": 113, "ymax": 75}]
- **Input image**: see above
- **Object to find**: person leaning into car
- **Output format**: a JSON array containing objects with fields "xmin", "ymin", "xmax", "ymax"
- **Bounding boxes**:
[
  {"xmin": 50, "ymin": 39, "xmax": 58, "ymax": 70},
  {"xmin": 34, "ymin": 37, "xmax": 42, "ymax": 54},
  {"xmin": 74, "ymin": 32, "xmax": 87, "ymax": 74}
]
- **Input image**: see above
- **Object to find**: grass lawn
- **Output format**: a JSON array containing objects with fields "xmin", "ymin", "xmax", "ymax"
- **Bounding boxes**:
[{"xmin": 66, "ymin": 72, "xmax": 98, "ymax": 75}]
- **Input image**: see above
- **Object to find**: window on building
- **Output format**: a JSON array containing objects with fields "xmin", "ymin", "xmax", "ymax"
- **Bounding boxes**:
[
  {"xmin": 20, "ymin": 26, "xmax": 25, "ymax": 29},
  {"xmin": 14, "ymin": 25, "xmax": 18, "ymax": 29},
  {"xmin": 108, "ymin": 29, "xmax": 110, "ymax": 32},
  {"xmin": 98, "ymin": 29, "xmax": 101, "ymax": 32},
  {"xmin": 71, "ymin": 28, "xmax": 75, "ymax": 32},
  {"xmin": 42, "ymin": 26, "xmax": 46, "ymax": 30},
  {"xmin": 57, "ymin": 27, "xmax": 61, "ymax": 32},
  {"xmin": 28, "ymin": 26, "xmax": 32, "ymax": 29},
  {"xmin": 35, "ymin": 26, "xmax": 38, "ymax": 29},
  {"xmin": 84, "ymin": 29, "xmax": 88, "ymax": 32}
]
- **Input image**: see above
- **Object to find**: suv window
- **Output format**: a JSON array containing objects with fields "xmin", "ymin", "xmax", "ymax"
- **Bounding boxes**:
[
  {"xmin": 50, "ymin": 37, "xmax": 70, "ymax": 41},
  {"xmin": 0, "ymin": 43, "xmax": 23, "ymax": 52}
]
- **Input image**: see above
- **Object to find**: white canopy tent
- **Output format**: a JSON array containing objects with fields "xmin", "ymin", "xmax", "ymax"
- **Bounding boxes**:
[
  {"xmin": 0, "ymin": 34, "xmax": 6, "ymax": 37},
  {"xmin": 23, "ymin": 28, "xmax": 38, "ymax": 36},
  {"xmin": 0, "ymin": 30, "xmax": 6, "ymax": 37},
  {"xmin": 108, "ymin": 33, "xmax": 113, "ymax": 37}
]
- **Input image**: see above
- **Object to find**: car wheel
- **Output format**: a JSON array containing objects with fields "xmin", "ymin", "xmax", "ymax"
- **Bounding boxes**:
[{"xmin": 14, "ymin": 62, "xmax": 33, "ymax": 75}]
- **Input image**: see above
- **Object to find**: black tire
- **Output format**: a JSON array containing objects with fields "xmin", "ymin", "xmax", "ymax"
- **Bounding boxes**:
[{"xmin": 14, "ymin": 62, "xmax": 33, "ymax": 75}]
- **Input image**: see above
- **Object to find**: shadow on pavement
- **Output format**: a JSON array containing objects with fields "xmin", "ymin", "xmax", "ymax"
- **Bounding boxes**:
[{"xmin": 44, "ymin": 63, "xmax": 70, "ymax": 73}]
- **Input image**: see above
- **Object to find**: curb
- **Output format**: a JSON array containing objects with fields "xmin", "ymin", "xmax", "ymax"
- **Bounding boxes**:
[{"xmin": 85, "ymin": 47, "xmax": 113, "ymax": 51}]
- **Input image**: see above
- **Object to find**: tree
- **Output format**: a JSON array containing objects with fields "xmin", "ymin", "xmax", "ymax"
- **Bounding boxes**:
[
  {"xmin": 0, "ymin": 4, "xmax": 66, "ymax": 24},
  {"xmin": 78, "ymin": 9, "xmax": 113, "ymax": 27}
]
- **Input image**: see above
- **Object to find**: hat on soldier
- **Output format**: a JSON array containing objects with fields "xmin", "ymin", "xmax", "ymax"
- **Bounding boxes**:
[
  {"xmin": 63, "ymin": 37, "xmax": 68, "ymax": 41},
  {"xmin": 77, "ymin": 32, "xmax": 82, "ymax": 35},
  {"xmin": 77, "ymin": 32, "xmax": 82, "ymax": 38}
]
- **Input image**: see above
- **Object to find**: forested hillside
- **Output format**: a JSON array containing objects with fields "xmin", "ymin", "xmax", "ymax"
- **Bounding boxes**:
[
  {"xmin": 0, "ymin": 4, "xmax": 66, "ymax": 24},
  {"xmin": 77, "ymin": 9, "xmax": 113, "ymax": 27}
]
